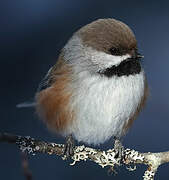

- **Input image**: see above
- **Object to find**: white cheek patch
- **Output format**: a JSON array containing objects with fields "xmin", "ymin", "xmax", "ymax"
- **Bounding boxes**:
[
  {"xmin": 87, "ymin": 47, "xmax": 131, "ymax": 70},
  {"xmin": 63, "ymin": 35, "xmax": 131, "ymax": 72}
]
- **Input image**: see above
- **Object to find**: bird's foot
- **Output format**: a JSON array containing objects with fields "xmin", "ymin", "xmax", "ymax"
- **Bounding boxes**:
[
  {"xmin": 63, "ymin": 135, "xmax": 75, "ymax": 159},
  {"xmin": 114, "ymin": 138, "xmax": 124, "ymax": 164},
  {"xmin": 106, "ymin": 138, "xmax": 125, "ymax": 175},
  {"xmin": 107, "ymin": 166, "xmax": 118, "ymax": 176}
]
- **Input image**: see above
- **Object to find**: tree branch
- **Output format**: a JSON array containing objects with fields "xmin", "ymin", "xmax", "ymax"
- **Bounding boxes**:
[
  {"xmin": 21, "ymin": 152, "xmax": 32, "ymax": 180},
  {"xmin": 0, "ymin": 132, "xmax": 169, "ymax": 180}
]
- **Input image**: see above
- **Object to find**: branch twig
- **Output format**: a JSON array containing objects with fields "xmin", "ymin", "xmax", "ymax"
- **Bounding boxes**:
[
  {"xmin": 0, "ymin": 132, "xmax": 169, "ymax": 180},
  {"xmin": 21, "ymin": 152, "xmax": 32, "ymax": 180}
]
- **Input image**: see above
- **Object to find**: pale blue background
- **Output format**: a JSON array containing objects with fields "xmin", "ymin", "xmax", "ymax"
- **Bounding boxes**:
[{"xmin": 0, "ymin": 0, "xmax": 169, "ymax": 179}]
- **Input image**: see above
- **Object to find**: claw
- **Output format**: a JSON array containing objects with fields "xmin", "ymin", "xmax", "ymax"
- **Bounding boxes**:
[
  {"xmin": 114, "ymin": 137, "xmax": 124, "ymax": 163},
  {"xmin": 107, "ymin": 166, "xmax": 118, "ymax": 176},
  {"xmin": 63, "ymin": 135, "xmax": 75, "ymax": 159}
]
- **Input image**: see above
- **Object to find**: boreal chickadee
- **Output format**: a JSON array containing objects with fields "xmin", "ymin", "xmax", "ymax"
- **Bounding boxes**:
[{"xmin": 33, "ymin": 18, "xmax": 148, "ymax": 148}]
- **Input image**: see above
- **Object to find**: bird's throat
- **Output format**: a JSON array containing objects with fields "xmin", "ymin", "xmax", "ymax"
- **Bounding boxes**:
[{"xmin": 99, "ymin": 59, "xmax": 141, "ymax": 78}]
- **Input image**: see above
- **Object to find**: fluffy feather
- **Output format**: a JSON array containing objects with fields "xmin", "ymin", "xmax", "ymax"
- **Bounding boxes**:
[
  {"xmin": 35, "ymin": 18, "xmax": 147, "ymax": 145},
  {"xmin": 63, "ymin": 70, "xmax": 145, "ymax": 145},
  {"xmin": 61, "ymin": 35, "xmax": 146, "ymax": 145}
]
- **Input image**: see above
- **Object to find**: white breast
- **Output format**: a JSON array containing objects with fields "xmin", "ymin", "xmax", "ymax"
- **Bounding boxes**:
[{"xmin": 64, "ymin": 71, "xmax": 145, "ymax": 145}]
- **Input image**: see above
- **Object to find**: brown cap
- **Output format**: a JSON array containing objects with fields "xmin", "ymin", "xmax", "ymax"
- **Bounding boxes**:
[{"xmin": 76, "ymin": 18, "xmax": 137, "ymax": 55}]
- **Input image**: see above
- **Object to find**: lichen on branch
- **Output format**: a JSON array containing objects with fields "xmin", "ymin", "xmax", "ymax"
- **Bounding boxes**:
[{"xmin": 0, "ymin": 132, "xmax": 169, "ymax": 180}]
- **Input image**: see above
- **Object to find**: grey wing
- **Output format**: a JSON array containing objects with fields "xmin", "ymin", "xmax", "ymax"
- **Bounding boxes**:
[
  {"xmin": 17, "ymin": 67, "xmax": 54, "ymax": 108},
  {"xmin": 16, "ymin": 101, "xmax": 36, "ymax": 108},
  {"xmin": 37, "ymin": 67, "xmax": 53, "ymax": 92}
]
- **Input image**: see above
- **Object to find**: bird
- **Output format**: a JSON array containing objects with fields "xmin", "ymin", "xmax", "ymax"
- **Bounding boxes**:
[{"xmin": 29, "ymin": 18, "xmax": 148, "ymax": 156}]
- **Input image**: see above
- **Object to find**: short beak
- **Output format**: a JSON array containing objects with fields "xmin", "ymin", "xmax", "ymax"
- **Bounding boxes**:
[
  {"xmin": 130, "ymin": 49, "xmax": 144, "ymax": 60},
  {"xmin": 136, "ymin": 53, "xmax": 144, "ymax": 59}
]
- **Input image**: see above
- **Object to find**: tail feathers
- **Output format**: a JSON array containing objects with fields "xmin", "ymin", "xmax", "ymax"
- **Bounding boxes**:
[{"xmin": 16, "ymin": 101, "xmax": 36, "ymax": 108}]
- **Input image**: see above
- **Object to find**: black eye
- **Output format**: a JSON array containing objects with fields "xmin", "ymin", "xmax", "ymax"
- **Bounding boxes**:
[{"xmin": 109, "ymin": 47, "xmax": 121, "ymax": 56}]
